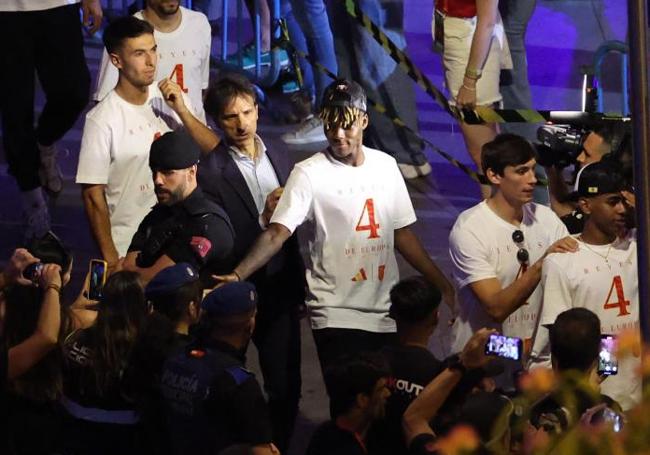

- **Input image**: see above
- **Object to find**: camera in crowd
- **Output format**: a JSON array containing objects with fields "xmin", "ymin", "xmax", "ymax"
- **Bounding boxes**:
[{"xmin": 534, "ymin": 124, "xmax": 586, "ymax": 169}]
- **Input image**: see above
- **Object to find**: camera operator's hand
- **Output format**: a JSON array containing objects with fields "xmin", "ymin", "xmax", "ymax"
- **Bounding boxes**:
[
  {"xmin": 621, "ymin": 190, "xmax": 635, "ymax": 209},
  {"xmin": 39, "ymin": 264, "xmax": 63, "ymax": 290},
  {"xmin": 459, "ymin": 328, "xmax": 495, "ymax": 369},
  {"xmin": 5, "ymin": 248, "xmax": 40, "ymax": 287}
]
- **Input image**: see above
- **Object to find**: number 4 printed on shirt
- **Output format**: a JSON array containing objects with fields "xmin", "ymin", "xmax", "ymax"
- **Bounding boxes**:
[
  {"xmin": 604, "ymin": 275, "xmax": 631, "ymax": 316},
  {"xmin": 356, "ymin": 198, "xmax": 380, "ymax": 239},
  {"xmin": 169, "ymin": 64, "xmax": 189, "ymax": 93}
]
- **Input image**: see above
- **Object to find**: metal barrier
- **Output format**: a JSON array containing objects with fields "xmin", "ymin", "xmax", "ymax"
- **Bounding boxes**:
[{"xmin": 582, "ymin": 40, "xmax": 630, "ymax": 115}]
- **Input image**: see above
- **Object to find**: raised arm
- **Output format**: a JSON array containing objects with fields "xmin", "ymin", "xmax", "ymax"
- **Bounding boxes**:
[{"xmin": 158, "ymin": 78, "xmax": 220, "ymax": 153}]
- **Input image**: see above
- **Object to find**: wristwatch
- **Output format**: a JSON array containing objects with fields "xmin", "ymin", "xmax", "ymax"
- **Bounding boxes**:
[{"xmin": 444, "ymin": 354, "xmax": 467, "ymax": 374}]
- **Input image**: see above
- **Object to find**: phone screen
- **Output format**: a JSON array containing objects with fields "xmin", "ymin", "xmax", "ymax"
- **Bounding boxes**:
[
  {"xmin": 485, "ymin": 333, "xmax": 523, "ymax": 361},
  {"xmin": 598, "ymin": 335, "xmax": 618, "ymax": 376},
  {"xmin": 88, "ymin": 260, "xmax": 107, "ymax": 300}
]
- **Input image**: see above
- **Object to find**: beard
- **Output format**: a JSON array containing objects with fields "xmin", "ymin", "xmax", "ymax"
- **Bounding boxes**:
[
  {"xmin": 152, "ymin": 0, "xmax": 180, "ymax": 16},
  {"xmin": 156, "ymin": 184, "xmax": 185, "ymax": 206}
]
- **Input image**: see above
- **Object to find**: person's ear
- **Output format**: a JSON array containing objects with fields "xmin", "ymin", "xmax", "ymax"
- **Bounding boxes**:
[
  {"xmin": 486, "ymin": 168, "xmax": 501, "ymax": 185},
  {"xmin": 578, "ymin": 197, "xmax": 592, "ymax": 215},
  {"xmin": 360, "ymin": 113, "xmax": 369, "ymax": 130},
  {"xmin": 109, "ymin": 52, "xmax": 122, "ymax": 70}
]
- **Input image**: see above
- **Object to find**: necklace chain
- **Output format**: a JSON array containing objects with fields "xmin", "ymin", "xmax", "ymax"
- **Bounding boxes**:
[{"xmin": 579, "ymin": 236, "xmax": 614, "ymax": 262}]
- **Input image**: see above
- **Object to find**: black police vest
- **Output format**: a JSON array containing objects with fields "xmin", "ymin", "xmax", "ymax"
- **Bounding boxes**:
[
  {"xmin": 159, "ymin": 346, "xmax": 251, "ymax": 455},
  {"xmin": 137, "ymin": 192, "xmax": 233, "ymax": 268}
]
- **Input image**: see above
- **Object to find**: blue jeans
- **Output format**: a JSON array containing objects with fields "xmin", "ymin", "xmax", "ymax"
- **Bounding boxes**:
[
  {"xmin": 328, "ymin": 0, "xmax": 427, "ymax": 165},
  {"xmin": 282, "ymin": 0, "xmax": 337, "ymax": 107}
]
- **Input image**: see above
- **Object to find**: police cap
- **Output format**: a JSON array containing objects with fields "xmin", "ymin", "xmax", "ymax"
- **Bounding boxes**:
[
  {"xmin": 201, "ymin": 281, "xmax": 258, "ymax": 316},
  {"xmin": 145, "ymin": 262, "xmax": 199, "ymax": 299},
  {"xmin": 149, "ymin": 130, "xmax": 200, "ymax": 171}
]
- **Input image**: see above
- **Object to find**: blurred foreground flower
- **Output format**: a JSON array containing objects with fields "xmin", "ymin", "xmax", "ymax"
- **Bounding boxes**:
[
  {"xmin": 433, "ymin": 425, "xmax": 480, "ymax": 455},
  {"xmin": 616, "ymin": 328, "xmax": 641, "ymax": 359},
  {"xmin": 518, "ymin": 367, "xmax": 556, "ymax": 396}
]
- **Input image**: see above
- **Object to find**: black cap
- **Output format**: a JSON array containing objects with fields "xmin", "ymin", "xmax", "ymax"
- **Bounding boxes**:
[
  {"xmin": 574, "ymin": 161, "xmax": 625, "ymax": 198},
  {"xmin": 321, "ymin": 79, "xmax": 367, "ymax": 112},
  {"xmin": 149, "ymin": 130, "xmax": 200, "ymax": 171}
]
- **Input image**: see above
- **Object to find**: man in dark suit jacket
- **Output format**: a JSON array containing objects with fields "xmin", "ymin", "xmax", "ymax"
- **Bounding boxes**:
[{"xmin": 195, "ymin": 74, "xmax": 306, "ymax": 453}]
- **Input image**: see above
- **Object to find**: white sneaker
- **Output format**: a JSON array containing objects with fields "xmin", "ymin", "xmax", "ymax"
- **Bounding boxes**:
[
  {"xmin": 38, "ymin": 142, "xmax": 63, "ymax": 194},
  {"xmin": 22, "ymin": 188, "xmax": 51, "ymax": 242},
  {"xmin": 398, "ymin": 161, "xmax": 432, "ymax": 180},
  {"xmin": 281, "ymin": 116, "xmax": 327, "ymax": 145}
]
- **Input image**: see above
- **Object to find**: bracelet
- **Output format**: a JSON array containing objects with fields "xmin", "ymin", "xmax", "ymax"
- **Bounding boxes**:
[
  {"xmin": 232, "ymin": 270, "xmax": 242, "ymax": 282},
  {"xmin": 46, "ymin": 283, "xmax": 61, "ymax": 294},
  {"xmin": 461, "ymin": 84, "xmax": 476, "ymax": 91},
  {"xmin": 464, "ymin": 67, "xmax": 482, "ymax": 80}
]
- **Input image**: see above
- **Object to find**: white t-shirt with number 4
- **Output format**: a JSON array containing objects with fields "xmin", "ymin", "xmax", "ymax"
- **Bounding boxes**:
[
  {"xmin": 533, "ymin": 231, "xmax": 640, "ymax": 410},
  {"xmin": 76, "ymin": 84, "xmax": 188, "ymax": 257},
  {"xmin": 449, "ymin": 201, "xmax": 569, "ymax": 354},
  {"xmin": 93, "ymin": 7, "xmax": 211, "ymax": 123},
  {"xmin": 270, "ymin": 147, "xmax": 417, "ymax": 332}
]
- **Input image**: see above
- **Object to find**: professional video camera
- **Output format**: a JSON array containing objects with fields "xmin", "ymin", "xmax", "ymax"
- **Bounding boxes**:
[{"xmin": 534, "ymin": 125, "xmax": 587, "ymax": 168}]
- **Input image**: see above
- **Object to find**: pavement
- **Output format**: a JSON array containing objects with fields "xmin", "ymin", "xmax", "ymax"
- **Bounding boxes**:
[{"xmin": 0, "ymin": 1, "xmax": 628, "ymax": 453}]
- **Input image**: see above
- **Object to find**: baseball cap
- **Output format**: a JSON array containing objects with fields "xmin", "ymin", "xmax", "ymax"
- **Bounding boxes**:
[
  {"xmin": 321, "ymin": 79, "xmax": 367, "ymax": 113},
  {"xmin": 572, "ymin": 161, "xmax": 625, "ymax": 198},
  {"xmin": 201, "ymin": 282, "xmax": 258, "ymax": 316},
  {"xmin": 149, "ymin": 130, "xmax": 201, "ymax": 171},
  {"xmin": 145, "ymin": 263, "xmax": 199, "ymax": 299}
]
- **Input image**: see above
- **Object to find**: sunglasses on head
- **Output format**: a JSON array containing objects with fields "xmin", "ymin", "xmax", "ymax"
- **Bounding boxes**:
[{"xmin": 512, "ymin": 230, "xmax": 529, "ymax": 266}]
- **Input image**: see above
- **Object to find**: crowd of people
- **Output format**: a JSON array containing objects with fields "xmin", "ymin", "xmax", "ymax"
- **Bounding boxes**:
[{"xmin": 0, "ymin": 0, "xmax": 643, "ymax": 454}]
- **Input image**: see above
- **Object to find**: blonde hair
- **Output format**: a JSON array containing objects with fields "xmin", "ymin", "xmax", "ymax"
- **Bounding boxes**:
[{"xmin": 319, "ymin": 105, "xmax": 365, "ymax": 130}]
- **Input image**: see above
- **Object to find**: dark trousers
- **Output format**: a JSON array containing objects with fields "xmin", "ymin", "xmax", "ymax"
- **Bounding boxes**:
[
  {"xmin": 312, "ymin": 327, "xmax": 397, "ymax": 394},
  {"xmin": 252, "ymin": 304, "xmax": 302, "ymax": 453},
  {"xmin": 0, "ymin": 5, "xmax": 90, "ymax": 191}
]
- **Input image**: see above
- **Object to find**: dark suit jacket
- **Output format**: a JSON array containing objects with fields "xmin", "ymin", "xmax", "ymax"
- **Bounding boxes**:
[{"xmin": 197, "ymin": 141, "xmax": 306, "ymax": 310}]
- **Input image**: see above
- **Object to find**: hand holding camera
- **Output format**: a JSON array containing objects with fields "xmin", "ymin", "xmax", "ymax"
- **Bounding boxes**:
[
  {"xmin": 39, "ymin": 264, "xmax": 63, "ymax": 293},
  {"xmin": 5, "ymin": 248, "xmax": 40, "ymax": 286}
]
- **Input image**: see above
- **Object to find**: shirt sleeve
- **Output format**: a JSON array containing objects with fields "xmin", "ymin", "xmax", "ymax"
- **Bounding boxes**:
[
  {"xmin": 93, "ymin": 49, "xmax": 119, "ymax": 102},
  {"xmin": 165, "ymin": 213, "xmax": 234, "ymax": 268},
  {"xmin": 200, "ymin": 18, "xmax": 211, "ymax": 90},
  {"xmin": 538, "ymin": 255, "xmax": 573, "ymax": 327},
  {"xmin": 448, "ymin": 223, "xmax": 497, "ymax": 289},
  {"xmin": 76, "ymin": 116, "xmax": 112, "ymax": 184},
  {"xmin": 390, "ymin": 161, "xmax": 417, "ymax": 229},
  {"xmin": 269, "ymin": 167, "xmax": 314, "ymax": 233}
]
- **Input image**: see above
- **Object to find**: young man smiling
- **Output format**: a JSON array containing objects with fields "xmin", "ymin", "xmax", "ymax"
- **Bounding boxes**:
[
  {"xmin": 216, "ymin": 79, "xmax": 455, "ymax": 383},
  {"xmin": 449, "ymin": 134, "xmax": 576, "ymax": 371}
]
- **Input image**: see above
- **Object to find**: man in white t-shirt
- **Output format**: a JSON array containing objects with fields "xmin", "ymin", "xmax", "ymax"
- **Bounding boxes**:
[
  {"xmin": 531, "ymin": 161, "xmax": 640, "ymax": 410},
  {"xmin": 93, "ymin": 0, "xmax": 211, "ymax": 123},
  {"xmin": 76, "ymin": 16, "xmax": 202, "ymax": 268},
  {"xmin": 0, "ymin": 0, "xmax": 101, "ymax": 240},
  {"xmin": 449, "ymin": 134, "xmax": 576, "ymax": 364},
  {"xmin": 215, "ymin": 79, "xmax": 455, "ymax": 384}
]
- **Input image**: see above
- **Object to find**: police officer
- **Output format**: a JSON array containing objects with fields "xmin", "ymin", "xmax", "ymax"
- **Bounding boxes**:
[
  {"xmin": 124, "ymin": 131, "xmax": 234, "ymax": 285},
  {"xmin": 159, "ymin": 282, "xmax": 278, "ymax": 455}
]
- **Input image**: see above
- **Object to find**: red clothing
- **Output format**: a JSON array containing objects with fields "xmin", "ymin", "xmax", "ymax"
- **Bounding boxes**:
[{"xmin": 437, "ymin": 0, "xmax": 476, "ymax": 18}]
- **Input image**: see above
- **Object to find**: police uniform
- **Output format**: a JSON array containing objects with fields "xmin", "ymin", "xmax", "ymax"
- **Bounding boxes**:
[
  {"xmin": 160, "ymin": 283, "xmax": 274, "ymax": 455},
  {"xmin": 128, "ymin": 131, "xmax": 235, "ymax": 283}
]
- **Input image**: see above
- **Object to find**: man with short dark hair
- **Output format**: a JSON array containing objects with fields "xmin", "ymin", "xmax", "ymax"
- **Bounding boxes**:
[
  {"xmin": 449, "ymin": 134, "xmax": 575, "ymax": 377},
  {"xmin": 124, "ymin": 131, "xmax": 234, "ymax": 285},
  {"xmin": 531, "ymin": 161, "xmax": 640, "ymax": 410},
  {"xmin": 160, "ymin": 282, "xmax": 278, "ymax": 455},
  {"xmin": 197, "ymin": 73, "xmax": 305, "ymax": 452},
  {"xmin": 76, "ymin": 16, "xmax": 200, "ymax": 268},
  {"xmin": 370, "ymin": 276, "xmax": 444, "ymax": 455},
  {"xmin": 306, "ymin": 352, "xmax": 391, "ymax": 455},
  {"xmin": 528, "ymin": 308, "xmax": 621, "ymax": 438},
  {"xmin": 94, "ymin": 0, "xmax": 212, "ymax": 123}
]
